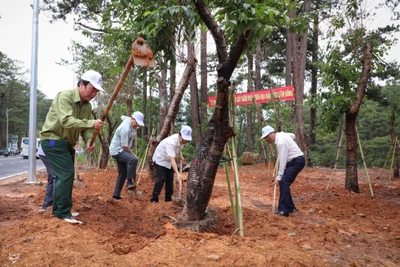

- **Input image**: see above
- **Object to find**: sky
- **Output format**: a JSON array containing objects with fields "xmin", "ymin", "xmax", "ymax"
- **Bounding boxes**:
[
  {"xmin": 0, "ymin": 1, "xmax": 399, "ymax": 100},
  {"xmin": 0, "ymin": 0, "xmax": 86, "ymax": 99}
]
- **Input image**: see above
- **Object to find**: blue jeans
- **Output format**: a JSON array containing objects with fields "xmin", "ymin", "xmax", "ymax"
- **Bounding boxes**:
[
  {"xmin": 112, "ymin": 150, "xmax": 138, "ymax": 197},
  {"xmin": 278, "ymin": 156, "xmax": 305, "ymax": 213},
  {"xmin": 39, "ymin": 154, "xmax": 57, "ymax": 209}
]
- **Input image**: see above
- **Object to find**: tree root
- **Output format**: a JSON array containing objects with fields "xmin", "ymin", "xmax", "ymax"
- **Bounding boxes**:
[{"xmin": 173, "ymin": 206, "xmax": 219, "ymax": 232}]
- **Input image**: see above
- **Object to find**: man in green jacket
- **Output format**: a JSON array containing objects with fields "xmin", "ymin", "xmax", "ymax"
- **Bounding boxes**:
[{"xmin": 40, "ymin": 70, "xmax": 105, "ymax": 224}]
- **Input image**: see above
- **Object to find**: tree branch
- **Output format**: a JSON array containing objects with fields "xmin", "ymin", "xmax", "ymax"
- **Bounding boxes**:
[
  {"xmin": 76, "ymin": 22, "xmax": 107, "ymax": 33},
  {"xmin": 192, "ymin": 0, "xmax": 228, "ymax": 62},
  {"xmin": 350, "ymin": 42, "xmax": 372, "ymax": 114}
]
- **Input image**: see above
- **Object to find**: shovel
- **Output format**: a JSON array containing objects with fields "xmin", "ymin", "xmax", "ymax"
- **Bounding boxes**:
[
  {"xmin": 178, "ymin": 159, "xmax": 183, "ymax": 199},
  {"xmin": 89, "ymin": 37, "xmax": 156, "ymax": 147},
  {"xmin": 73, "ymin": 153, "xmax": 86, "ymax": 189},
  {"xmin": 173, "ymin": 159, "xmax": 185, "ymax": 207}
]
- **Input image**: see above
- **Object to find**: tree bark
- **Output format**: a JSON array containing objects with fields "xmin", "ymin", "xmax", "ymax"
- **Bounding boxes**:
[
  {"xmin": 181, "ymin": 0, "xmax": 251, "ymax": 221},
  {"xmin": 290, "ymin": 0, "xmax": 310, "ymax": 163},
  {"xmin": 389, "ymin": 107, "xmax": 399, "ymax": 178},
  {"xmin": 157, "ymin": 58, "xmax": 168, "ymax": 133},
  {"xmin": 142, "ymin": 70, "xmax": 148, "ymax": 138},
  {"xmin": 188, "ymin": 41, "xmax": 201, "ymax": 148},
  {"xmin": 246, "ymin": 51, "xmax": 254, "ymax": 152},
  {"xmin": 285, "ymin": 28, "xmax": 292, "ymax": 86},
  {"xmin": 93, "ymin": 112, "xmax": 117, "ymax": 169},
  {"xmin": 310, "ymin": 7, "xmax": 319, "ymax": 146},
  {"xmin": 147, "ymin": 54, "xmax": 197, "ymax": 180},
  {"xmin": 345, "ymin": 42, "xmax": 372, "ymax": 192},
  {"xmin": 200, "ymin": 29, "xmax": 208, "ymax": 133}
]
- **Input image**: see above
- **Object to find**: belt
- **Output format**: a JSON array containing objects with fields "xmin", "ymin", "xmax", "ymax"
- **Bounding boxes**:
[{"xmin": 288, "ymin": 155, "xmax": 303, "ymax": 164}]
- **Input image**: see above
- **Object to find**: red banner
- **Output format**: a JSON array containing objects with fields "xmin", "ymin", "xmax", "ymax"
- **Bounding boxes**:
[{"xmin": 208, "ymin": 85, "xmax": 295, "ymax": 108}]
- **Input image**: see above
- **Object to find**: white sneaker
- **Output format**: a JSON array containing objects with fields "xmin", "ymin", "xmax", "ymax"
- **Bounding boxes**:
[
  {"xmin": 62, "ymin": 217, "xmax": 83, "ymax": 224},
  {"xmin": 38, "ymin": 208, "xmax": 46, "ymax": 214},
  {"xmin": 71, "ymin": 212, "xmax": 79, "ymax": 217}
]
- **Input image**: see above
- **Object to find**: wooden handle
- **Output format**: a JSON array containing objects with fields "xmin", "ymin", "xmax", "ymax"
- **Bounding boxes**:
[
  {"xmin": 89, "ymin": 56, "xmax": 134, "ymax": 146},
  {"xmin": 178, "ymin": 159, "xmax": 183, "ymax": 199}
]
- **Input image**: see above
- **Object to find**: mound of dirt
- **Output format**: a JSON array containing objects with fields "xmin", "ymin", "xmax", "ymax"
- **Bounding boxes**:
[{"xmin": 0, "ymin": 164, "xmax": 399, "ymax": 266}]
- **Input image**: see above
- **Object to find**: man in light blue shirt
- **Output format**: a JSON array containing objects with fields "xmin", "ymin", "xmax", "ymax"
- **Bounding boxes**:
[{"xmin": 109, "ymin": 111, "xmax": 144, "ymax": 200}]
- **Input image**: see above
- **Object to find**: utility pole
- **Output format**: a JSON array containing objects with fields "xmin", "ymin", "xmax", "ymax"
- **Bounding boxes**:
[
  {"xmin": 6, "ymin": 108, "xmax": 13, "ymax": 149},
  {"xmin": 26, "ymin": 0, "xmax": 39, "ymax": 184}
]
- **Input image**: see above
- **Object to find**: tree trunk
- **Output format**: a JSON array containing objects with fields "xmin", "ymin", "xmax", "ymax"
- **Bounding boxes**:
[
  {"xmin": 255, "ymin": 42, "xmax": 262, "ymax": 91},
  {"xmin": 290, "ymin": 0, "xmax": 310, "ymax": 162},
  {"xmin": 345, "ymin": 112, "xmax": 359, "ymax": 192},
  {"xmin": 285, "ymin": 28, "xmax": 292, "ymax": 86},
  {"xmin": 345, "ymin": 42, "xmax": 372, "ymax": 192},
  {"xmin": 93, "ymin": 112, "xmax": 117, "ymax": 169},
  {"xmin": 200, "ymin": 29, "xmax": 208, "ymax": 129},
  {"xmin": 246, "ymin": 51, "xmax": 254, "ymax": 152},
  {"xmin": 310, "ymin": 8, "xmax": 319, "ymax": 146},
  {"xmin": 389, "ymin": 106, "xmax": 399, "ymax": 178},
  {"xmin": 142, "ymin": 70, "xmax": 148, "ymax": 138},
  {"xmin": 157, "ymin": 58, "xmax": 168, "ymax": 133},
  {"xmin": 188, "ymin": 41, "xmax": 201, "ymax": 148},
  {"xmin": 182, "ymin": 0, "xmax": 251, "ymax": 221},
  {"xmin": 170, "ymin": 65, "xmax": 176, "ymax": 103},
  {"xmin": 147, "ymin": 54, "xmax": 197, "ymax": 180}
]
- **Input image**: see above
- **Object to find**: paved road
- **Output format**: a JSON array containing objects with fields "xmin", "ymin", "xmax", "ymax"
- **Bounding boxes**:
[{"xmin": 0, "ymin": 156, "xmax": 45, "ymax": 180}]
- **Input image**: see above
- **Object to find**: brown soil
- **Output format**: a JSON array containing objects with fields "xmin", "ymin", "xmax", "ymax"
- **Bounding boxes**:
[{"xmin": 0, "ymin": 163, "xmax": 399, "ymax": 266}]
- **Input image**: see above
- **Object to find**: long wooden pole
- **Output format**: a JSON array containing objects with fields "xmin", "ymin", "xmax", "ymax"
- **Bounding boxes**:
[
  {"xmin": 327, "ymin": 127, "xmax": 345, "ymax": 189},
  {"xmin": 89, "ymin": 56, "xmax": 134, "ymax": 146},
  {"xmin": 230, "ymin": 87, "xmax": 243, "ymax": 237},
  {"xmin": 356, "ymin": 126, "xmax": 374, "ymax": 198},
  {"xmin": 379, "ymin": 139, "xmax": 394, "ymax": 179},
  {"xmin": 389, "ymin": 136, "xmax": 398, "ymax": 181},
  {"xmin": 223, "ymin": 145, "xmax": 237, "ymax": 224},
  {"xmin": 136, "ymin": 128, "xmax": 154, "ymax": 185}
]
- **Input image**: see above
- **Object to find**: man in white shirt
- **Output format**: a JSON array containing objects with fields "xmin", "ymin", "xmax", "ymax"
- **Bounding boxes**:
[
  {"xmin": 150, "ymin": 126, "xmax": 192, "ymax": 203},
  {"xmin": 261, "ymin": 125, "xmax": 305, "ymax": 217},
  {"xmin": 109, "ymin": 111, "xmax": 144, "ymax": 200}
]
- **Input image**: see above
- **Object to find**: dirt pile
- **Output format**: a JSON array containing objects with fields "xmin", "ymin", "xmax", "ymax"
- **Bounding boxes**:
[{"xmin": 1, "ymin": 164, "xmax": 399, "ymax": 266}]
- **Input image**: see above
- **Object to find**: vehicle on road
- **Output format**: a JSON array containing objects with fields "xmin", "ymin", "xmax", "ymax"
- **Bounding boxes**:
[
  {"xmin": 0, "ymin": 147, "xmax": 10, "ymax": 157},
  {"xmin": 20, "ymin": 137, "xmax": 40, "ymax": 159}
]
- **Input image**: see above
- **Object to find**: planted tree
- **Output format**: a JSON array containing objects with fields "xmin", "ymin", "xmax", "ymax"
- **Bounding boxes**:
[{"xmin": 317, "ymin": 0, "xmax": 399, "ymax": 192}]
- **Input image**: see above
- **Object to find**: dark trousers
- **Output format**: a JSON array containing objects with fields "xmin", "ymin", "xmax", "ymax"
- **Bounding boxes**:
[
  {"xmin": 39, "ymin": 154, "xmax": 57, "ymax": 209},
  {"xmin": 112, "ymin": 150, "xmax": 138, "ymax": 197},
  {"xmin": 41, "ymin": 139, "xmax": 75, "ymax": 219},
  {"xmin": 151, "ymin": 163, "xmax": 174, "ymax": 202},
  {"xmin": 278, "ymin": 156, "xmax": 305, "ymax": 213}
]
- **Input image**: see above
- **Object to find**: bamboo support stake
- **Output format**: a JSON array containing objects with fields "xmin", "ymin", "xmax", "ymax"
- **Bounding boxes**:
[
  {"xmin": 272, "ymin": 158, "xmax": 278, "ymax": 214},
  {"xmin": 272, "ymin": 184, "xmax": 277, "ymax": 214},
  {"xmin": 178, "ymin": 159, "xmax": 183, "ymax": 199},
  {"xmin": 137, "ymin": 129, "xmax": 156, "ymax": 185},
  {"xmin": 226, "ymin": 142, "xmax": 234, "ymax": 172},
  {"xmin": 231, "ymin": 136, "xmax": 244, "ymax": 237},
  {"xmin": 229, "ymin": 87, "xmax": 243, "ymax": 237},
  {"xmin": 327, "ymin": 127, "xmax": 345, "ymax": 189},
  {"xmin": 96, "ymin": 146, "xmax": 102, "ymax": 170},
  {"xmin": 389, "ymin": 136, "xmax": 398, "ymax": 181},
  {"xmin": 379, "ymin": 139, "xmax": 394, "ymax": 180},
  {"xmin": 223, "ymin": 145, "xmax": 237, "ymax": 224},
  {"xmin": 137, "ymin": 128, "xmax": 155, "ymax": 185},
  {"xmin": 356, "ymin": 126, "xmax": 374, "ymax": 198}
]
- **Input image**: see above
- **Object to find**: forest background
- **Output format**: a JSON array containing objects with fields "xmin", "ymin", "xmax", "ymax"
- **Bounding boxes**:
[{"xmin": 0, "ymin": 0, "xmax": 399, "ymax": 175}]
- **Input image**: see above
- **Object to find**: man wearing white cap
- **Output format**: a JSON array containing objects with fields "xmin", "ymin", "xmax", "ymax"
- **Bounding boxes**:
[
  {"xmin": 150, "ymin": 125, "xmax": 192, "ymax": 203},
  {"xmin": 40, "ymin": 69, "xmax": 106, "ymax": 224},
  {"xmin": 261, "ymin": 125, "xmax": 305, "ymax": 217},
  {"xmin": 109, "ymin": 111, "xmax": 145, "ymax": 200}
]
